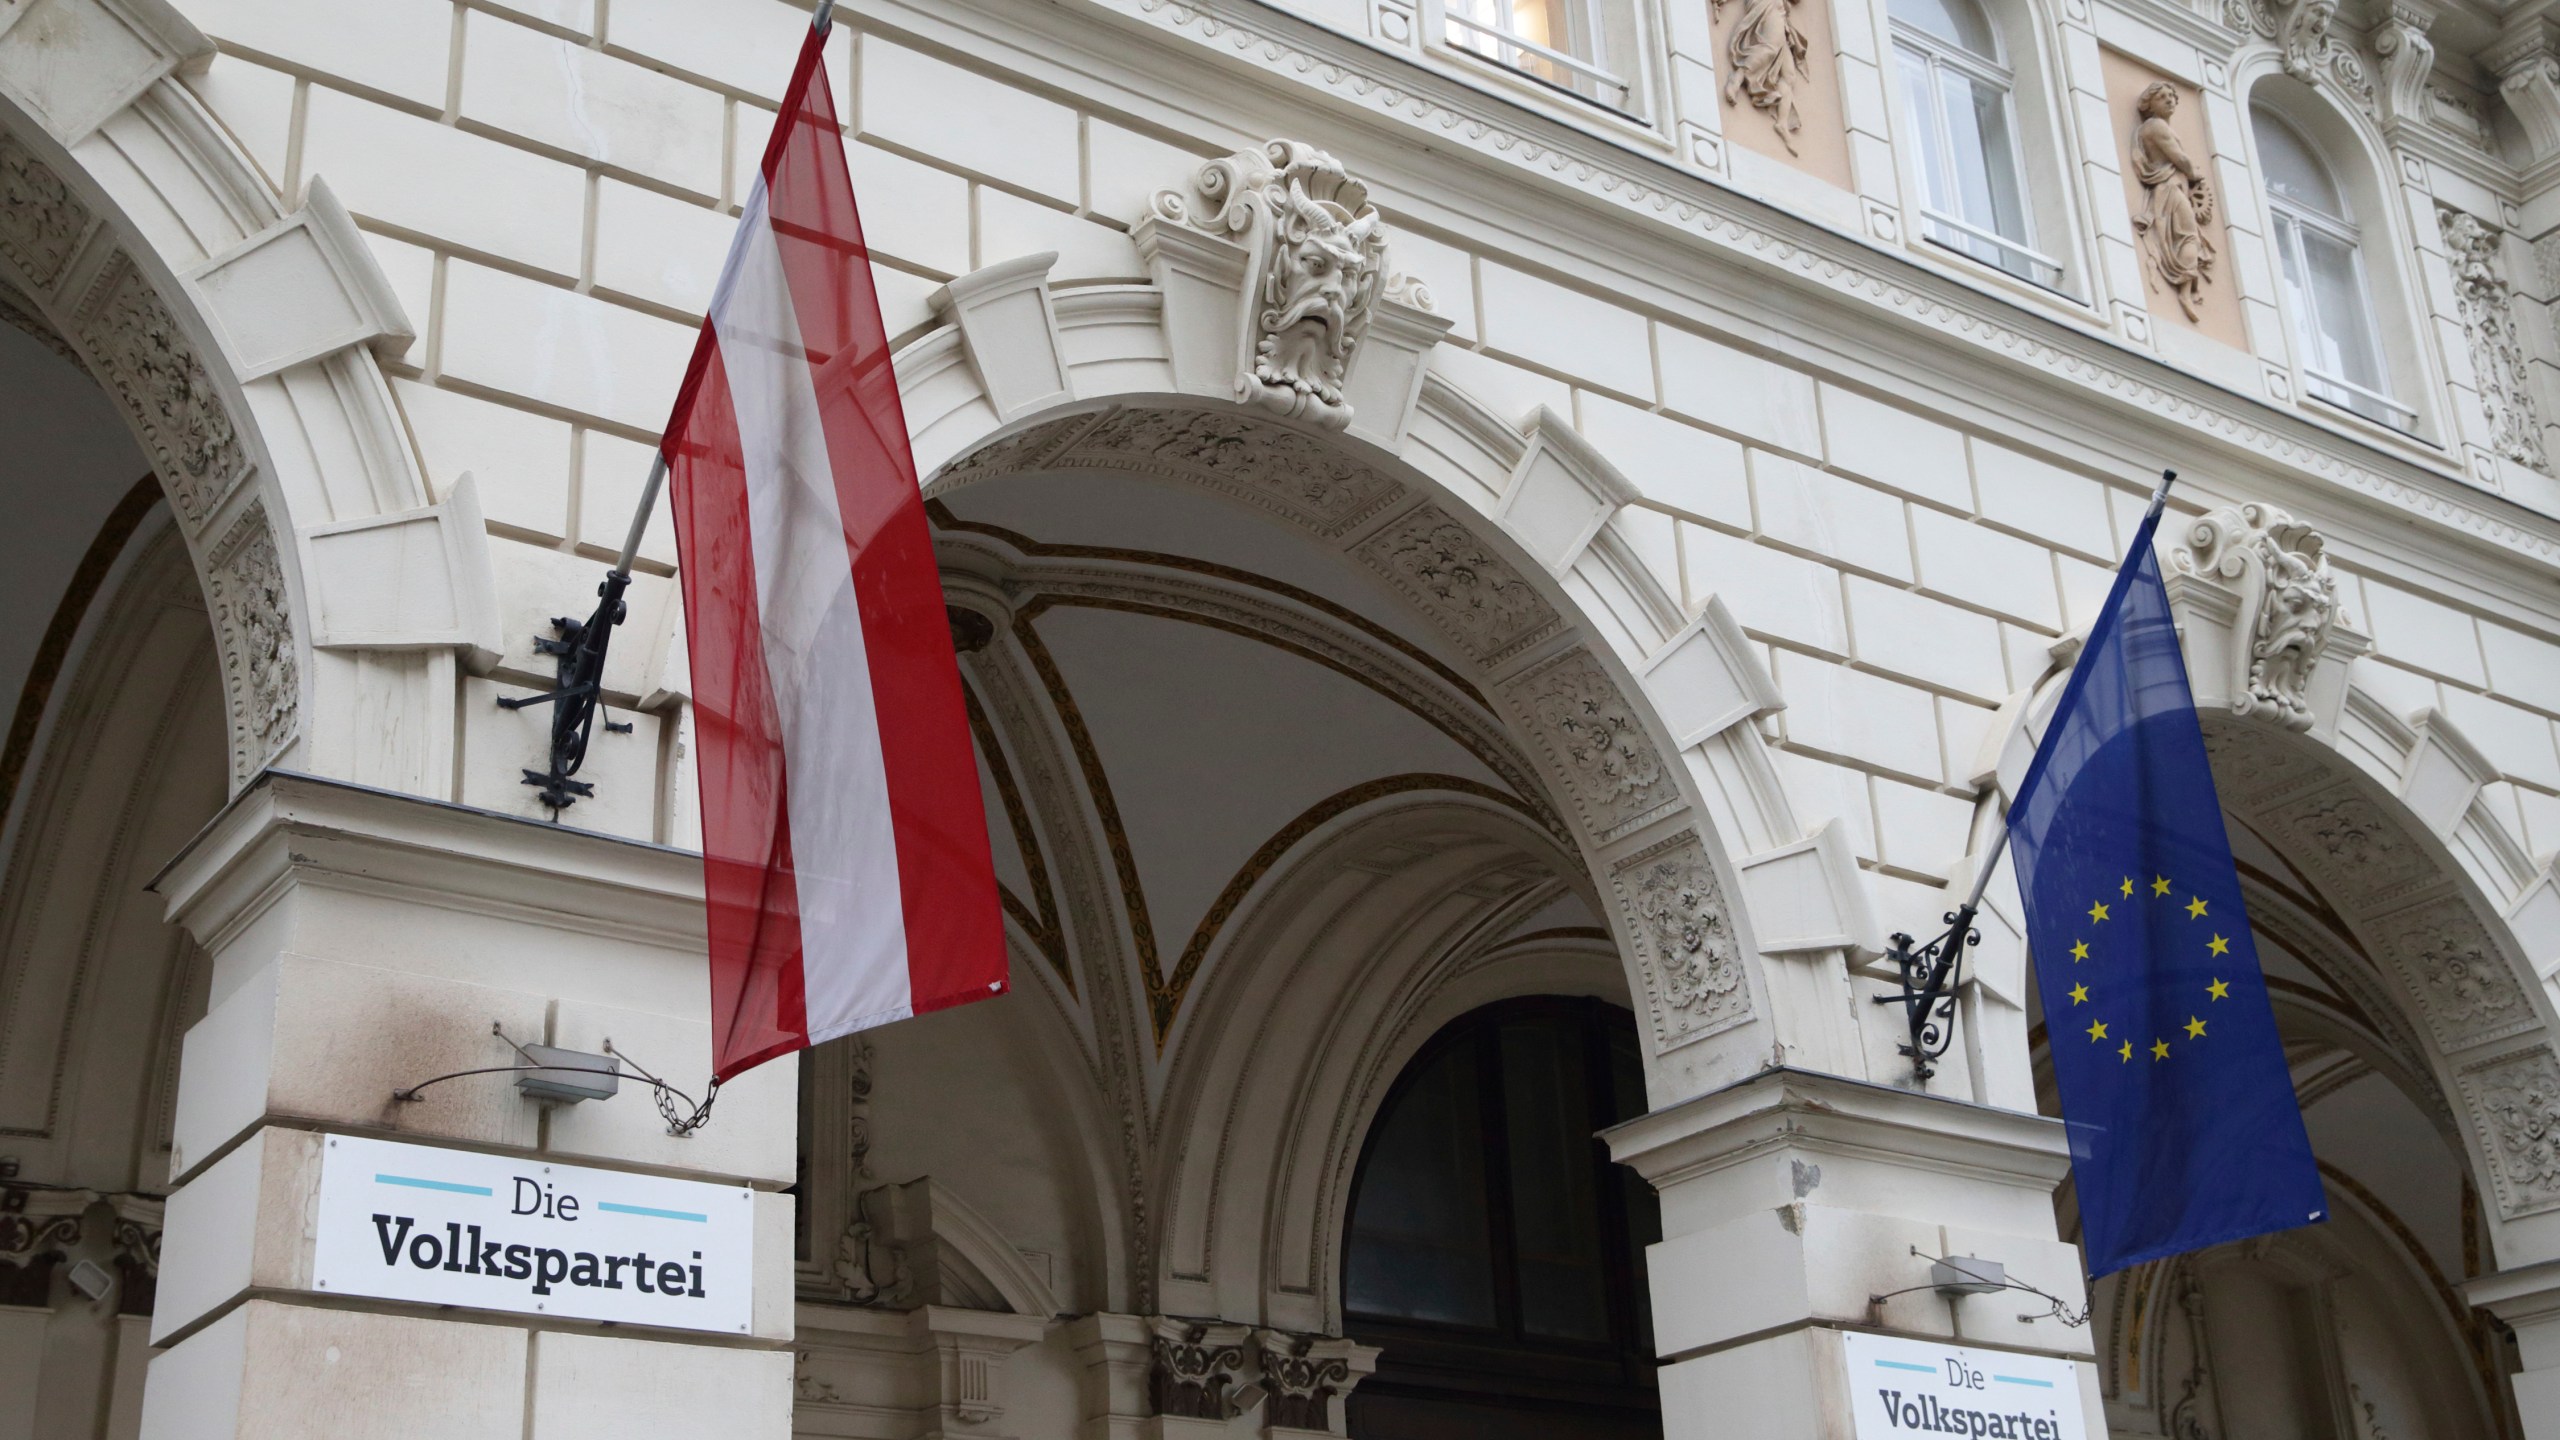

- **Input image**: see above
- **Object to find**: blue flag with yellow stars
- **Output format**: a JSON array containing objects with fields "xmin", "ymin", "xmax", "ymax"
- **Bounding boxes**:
[{"xmin": 2008, "ymin": 494, "xmax": 2324, "ymax": 1277}]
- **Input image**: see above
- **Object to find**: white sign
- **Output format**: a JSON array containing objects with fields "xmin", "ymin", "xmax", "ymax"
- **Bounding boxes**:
[
  {"xmin": 1843, "ymin": 1331, "xmax": 2087, "ymax": 1440},
  {"xmin": 312, "ymin": 1134, "xmax": 755, "ymax": 1334}
]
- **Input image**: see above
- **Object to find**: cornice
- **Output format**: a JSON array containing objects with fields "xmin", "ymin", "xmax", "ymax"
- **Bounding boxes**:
[{"xmin": 893, "ymin": 0, "xmax": 2560, "ymax": 572}]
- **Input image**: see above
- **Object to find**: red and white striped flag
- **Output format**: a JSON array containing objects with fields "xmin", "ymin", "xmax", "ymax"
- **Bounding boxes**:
[{"xmin": 662, "ymin": 22, "xmax": 1004, "ymax": 1082}]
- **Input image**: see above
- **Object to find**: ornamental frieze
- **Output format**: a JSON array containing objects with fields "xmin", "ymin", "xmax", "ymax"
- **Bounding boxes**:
[
  {"xmin": 1351, "ymin": 501, "xmax": 1562, "ymax": 665},
  {"xmin": 1612, "ymin": 829, "xmax": 1751, "ymax": 1050},
  {"xmin": 2457, "ymin": 1045, "xmax": 2560, "ymax": 1216},
  {"xmin": 2258, "ymin": 786, "xmax": 2435, "ymax": 897},
  {"xmin": 1501, "ymin": 647, "xmax": 1679, "ymax": 843},
  {"xmin": 2377, "ymin": 898, "xmax": 2537, "ymax": 1054},
  {"xmin": 0, "ymin": 132, "xmax": 91, "ymax": 293},
  {"xmin": 73, "ymin": 253, "xmax": 245, "ymax": 531},
  {"xmin": 2440, "ymin": 209, "xmax": 2550, "ymax": 474},
  {"xmin": 207, "ymin": 502, "xmax": 299, "ymax": 779},
  {"xmin": 1044, "ymin": 405, "xmax": 1403, "ymax": 536}
]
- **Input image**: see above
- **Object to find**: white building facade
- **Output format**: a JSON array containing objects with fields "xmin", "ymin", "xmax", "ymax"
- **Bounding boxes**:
[{"xmin": 3, "ymin": 0, "xmax": 2560, "ymax": 1434}]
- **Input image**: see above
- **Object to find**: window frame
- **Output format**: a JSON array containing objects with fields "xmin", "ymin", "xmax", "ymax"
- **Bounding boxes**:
[
  {"xmin": 2256, "ymin": 117, "xmax": 2416, "ymax": 433},
  {"xmin": 1416, "ymin": 0, "xmax": 1667, "ymax": 132},
  {"xmin": 1888, "ymin": 8, "xmax": 2063, "ymax": 291}
]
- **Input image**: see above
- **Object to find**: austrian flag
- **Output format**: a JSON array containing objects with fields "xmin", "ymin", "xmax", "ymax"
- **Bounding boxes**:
[{"xmin": 661, "ymin": 20, "xmax": 1004, "ymax": 1082}]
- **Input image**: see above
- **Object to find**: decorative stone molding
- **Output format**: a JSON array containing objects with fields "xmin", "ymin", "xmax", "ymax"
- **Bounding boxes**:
[
  {"xmin": 1040, "ymin": 405, "xmax": 1403, "ymax": 537},
  {"xmin": 2489, "ymin": 30, "xmax": 2560, "ymax": 162},
  {"xmin": 1716, "ymin": 0, "xmax": 1812, "ymax": 155},
  {"xmin": 1499, "ymin": 406, "xmax": 1643, "ymax": 575},
  {"xmin": 2129, "ymin": 83, "xmax": 2219, "ymax": 325},
  {"xmin": 1639, "ymin": 596, "xmax": 1783, "ymax": 748},
  {"xmin": 1612, "ymin": 829, "xmax": 1753, "ymax": 1050},
  {"xmin": 1149, "ymin": 141, "xmax": 1399, "ymax": 430},
  {"xmin": 1501, "ymin": 647, "xmax": 1681, "ymax": 843},
  {"xmin": 2438, "ymin": 209, "xmax": 2549, "ymax": 474},
  {"xmin": 2225, "ymin": 0, "xmax": 2372, "ymax": 109},
  {"xmin": 2378, "ymin": 897, "xmax": 2539, "ymax": 1054},
  {"xmin": 0, "ymin": 0, "xmax": 211, "ymax": 145},
  {"xmin": 932, "ymin": 251, "xmax": 1072, "ymax": 422},
  {"xmin": 1255, "ymin": 1330, "xmax": 1379, "ymax": 1433},
  {"xmin": 0, "ymin": 130, "xmax": 94, "ymax": 294},
  {"xmin": 1731, "ymin": 818, "xmax": 1882, "ymax": 956},
  {"xmin": 2457, "ymin": 1045, "xmax": 2560, "ymax": 1216},
  {"xmin": 2372, "ymin": 1, "xmax": 2439, "ymax": 126},
  {"xmin": 184, "ymin": 177, "xmax": 416, "ymax": 380},
  {"xmin": 205, "ymin": 502, "xmax": 299, "ymax": 781},
  {"xmin": 0, "ymin": 1203, "xmax": 83, "ymax": 1308},
  {"xmin": 1149, "ymin": 1316, "xmax": 1261, "ymax": 1419},
  {"xmin": 836, "ymin": 1177, "xmax": 1060, "ymax": 1317},
  {"xmin": 73, "ymin": 251, "xmax": 247, "ymax": 532},
  {"xmin": 301, "ymin": 474, "xmax": 502, "ymax": 662},
  {"xmin": 2168, "ymin": 503, "xmax": 2361, "ymax": 733},
  {"xmin": 1351, "ymin": 500, "xmax": 1565, "ymax": 665}
]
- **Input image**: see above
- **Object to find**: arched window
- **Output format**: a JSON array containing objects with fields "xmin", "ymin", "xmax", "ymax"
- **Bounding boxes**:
[
  {"xmin": 2253, "ymin": 108, "xmax": 2412, "ymax": 429},
  {"xmin": 1891, "ymin": 0, "xmax": 2057, "ymax": 287},
  {"xmin": 1343, "ymin": 997, "xmax": 1660, "ymax": 1439}
]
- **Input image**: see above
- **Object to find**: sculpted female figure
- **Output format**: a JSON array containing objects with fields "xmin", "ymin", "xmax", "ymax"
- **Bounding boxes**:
[
  {"xmin": 1718, "ymin": 0, "xmax": 1811, "ymax": 154},
  {"xmin": 2130, "ymin": 82, "xmax": 2217, "ymax": 321}
]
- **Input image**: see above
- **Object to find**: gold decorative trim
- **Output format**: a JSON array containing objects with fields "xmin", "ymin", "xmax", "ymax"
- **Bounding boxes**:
[{"xmin": 962, "ymin": 677, "xmax": 1074, "ymax": 995}]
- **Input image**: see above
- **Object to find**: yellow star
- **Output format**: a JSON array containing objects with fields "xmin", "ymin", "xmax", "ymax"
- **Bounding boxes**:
[
  {"xmin": 2186, "ymin": 897, "xmax": 2209, "ymax": 919},
  {"xmin": 2207, "ymin": 934, "xmax": 2230, "ymax": 956},
  {"xmin": 2185, "ymin": 1016, "xmax": 2207, "ymax": 1039},
  {"xmin": 2087, "ymin": 1020, "xmax": 2110, "ymax": 1042},
  {"xmin": 2151, "ymin": 876, "xmax": 2172, "ymax": 897},
  {"xmin": 2119, "ymin": 1040, "xmax": 2134, "ymax": 1062},
  {"xmin": 2068, "ymin": 983, "xmax": 2089, "ymax": 1005},
  {"xmin": 2070, "ymin": 940, "xmax": 2090, "ymax": 961},
  {"xmin": 2089, "ymin": 901, "xmax": 2111, "ymax": 923},
  {"xmin": 2151, "ymin": 1038, "xmax": 2171, "ymax": 1060},
  {"xmin": 2207, "ymin": 978, "xmax": 2230, "ymax": 1000},
  {"xmin": 2120, "ymin": 877, "xmax": 2135, "ymax": 897}
]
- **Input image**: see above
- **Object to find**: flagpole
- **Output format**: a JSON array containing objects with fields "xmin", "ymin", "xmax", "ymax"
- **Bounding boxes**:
[{"xmin": 1877, "ymin": 467, "xmax": 2179, "ymax": 1084}]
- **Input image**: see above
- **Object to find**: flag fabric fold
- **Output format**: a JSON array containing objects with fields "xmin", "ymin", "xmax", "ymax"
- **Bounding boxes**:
[
  {"xmin": 2007, "ymin": 500, "xmax": 2324, "ymax": 1276},
  {"xmin": 662, "ymin": 22, "xmax": 1005, "ymax": 1083}
]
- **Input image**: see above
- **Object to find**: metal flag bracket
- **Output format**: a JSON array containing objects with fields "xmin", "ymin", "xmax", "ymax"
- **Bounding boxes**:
[{"xmin": 495, "ymin": 452, "xmax": 668, "ymax": 817}]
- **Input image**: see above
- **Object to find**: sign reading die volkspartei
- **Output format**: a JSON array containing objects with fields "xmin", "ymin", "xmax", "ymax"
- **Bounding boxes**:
[
  {"xmin": 312, "ymin": 1134, "xmax": 755, "ymax": 1334},
  {"xmin": 1843, "ymin": 1332, "xmax": 2089, "ymax": 1440}
]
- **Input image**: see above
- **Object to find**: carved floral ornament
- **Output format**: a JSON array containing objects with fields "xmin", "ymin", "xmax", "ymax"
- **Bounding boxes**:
[
  {"xmin": 2438, "ymin": 208, "xmax": 2550, "ymax": 474},
  {"xmin": 2171, "ymin": 502, "xmax": 2344, "ymax": 731},
  {"xmin": 1150, "ymin": 140, "xmax": 1427, "ymax": 430}
]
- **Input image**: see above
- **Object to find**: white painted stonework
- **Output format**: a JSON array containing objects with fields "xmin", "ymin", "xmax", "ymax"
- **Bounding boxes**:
[{"xmin": 2, "ymin": 0, "xmax": 2559, "ymax": 1436}]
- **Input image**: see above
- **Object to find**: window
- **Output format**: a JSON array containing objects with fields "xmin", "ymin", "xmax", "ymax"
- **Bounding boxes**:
[
  {"xmin": 1891, "ymin": 0, "xmax": 2059, "ymax": 287},
  {"xmin": 1441, "ymin": 0, "xmax": 1636, "ymax": 113},
  {"xmin": 1344, "ymin": 998, "xmax": 1661, "ymax": 1439},
  {"xmin": 2254, "ymin": 109, "xmax": 2413, "ymax": 430}
]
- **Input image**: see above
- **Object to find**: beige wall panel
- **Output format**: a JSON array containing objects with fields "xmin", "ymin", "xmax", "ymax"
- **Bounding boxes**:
[
  {"xmin": 1711, "ymin": 0, "xmax": 1854, "ymax": 190},
  {"xmin": 2100, "ymin": 49, "xmax": 2249, "ymax": 349}
]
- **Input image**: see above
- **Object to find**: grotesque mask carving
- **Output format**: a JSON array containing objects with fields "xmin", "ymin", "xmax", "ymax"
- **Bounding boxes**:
[
  {"xmin": 2173, "ymin": 502, "xmax": 2342, "ymax": 731},
  {"xmin": 1153, "ymin": 140, "xmax": 1407, "ymax": 430}
]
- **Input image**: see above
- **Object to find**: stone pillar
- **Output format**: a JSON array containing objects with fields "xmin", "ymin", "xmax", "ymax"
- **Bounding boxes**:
[
  {"xmin": 1606, "ymin": 1069, "xmax": 2096, "ymax": 1439},
  {"xmin": 2471, "ymin": 1259, "xmax": 2560, "ymax": 1439},
  {"xmin": 136, "ymin": 774, "xmax": 799, "ymax": 1438}
]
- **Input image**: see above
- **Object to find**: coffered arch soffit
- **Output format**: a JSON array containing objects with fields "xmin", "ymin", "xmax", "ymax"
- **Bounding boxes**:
[
  {"xmin": 1986, "ymin": 501, "xmax": 2560, "ymax": 1267},
  {"xmin": 0, "ymin": 0, "xmax": 483, "ymax": 795},
  {"xmin": 899, "ymin": 200, "xmax": 1890, "ymax": 1104}
]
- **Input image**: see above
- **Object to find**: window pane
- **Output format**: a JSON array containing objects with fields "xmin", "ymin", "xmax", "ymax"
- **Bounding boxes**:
[
  {"xmin": 1939, "ymin": 69, "xmax": 2026, "ymax": 244},
  {"xmin": 1347, "ymin": 1038, "xmax": 1499, "ymax": 1326},
  {"xmin": 2254, "ymin": 111, "xmax": 2344, "ymax": 219},
  {"xmin": 2303, "ymin": 230, "xmax": 2387, "ymax": 393},
  {"xmin": 1899, "ymin": 47, "xmax": 1954, "ymax": 215},
  {"xmin": 1500, "ymin": 1022, "xmax": 1612, "ymax": 1342},
  {"xmin": 1891, "ymin": 0, "xmax": 1996, "ymax": 56}
]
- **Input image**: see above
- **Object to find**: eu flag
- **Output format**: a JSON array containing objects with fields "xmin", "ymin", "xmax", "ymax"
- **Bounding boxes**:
[{"xmin": 2008, "ymin": 491, "xmax": 2324, "ymax": 1276}]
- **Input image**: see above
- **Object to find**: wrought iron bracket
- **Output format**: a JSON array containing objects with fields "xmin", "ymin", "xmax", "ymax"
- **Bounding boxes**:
[
  {"xmin": 1870, "ymin": 901, "xmax": 1983, "ymax": 1085},
  {"xmin": 495, "ymin": 568, "xmax": 633, "ymax": 815}
]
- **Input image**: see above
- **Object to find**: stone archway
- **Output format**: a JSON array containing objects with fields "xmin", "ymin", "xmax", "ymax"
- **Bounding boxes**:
[{"xmin": 0, "ymin": 0, "xmax": 498, "ymax": 796}]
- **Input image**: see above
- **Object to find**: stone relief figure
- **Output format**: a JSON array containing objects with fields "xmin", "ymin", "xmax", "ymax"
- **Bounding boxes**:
[
  {"xmin": 2440, "ymin": 208, "xmax": 2551, "ymax": 472},
  {"xmin": 2173, "ymin": 503, "xmax": 2341, "ymax": 731},
  {"xmin": 1152, "ymin": 140, "xmax": 1393, "ymax": 430},
  {"xmin": 2130, "ymin": 82, "xmax": 2218, "ymax": 322},
  {"xmin": 1717, "ymin": 0, "xmax": 1812, "ymax": 154}
]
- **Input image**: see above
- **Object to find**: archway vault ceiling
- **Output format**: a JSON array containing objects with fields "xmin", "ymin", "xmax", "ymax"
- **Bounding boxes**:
[{"xmin": 934, "ymin": 469, "xmax": 1566, "ymax": 1051}]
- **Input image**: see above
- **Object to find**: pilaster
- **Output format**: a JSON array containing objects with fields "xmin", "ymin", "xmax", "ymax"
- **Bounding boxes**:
[
  {"xmin": 1605, "ymin": 1069, "xmax": 2097, "ymax": 1438},
  {"xmin": 2469, "ymin": 1259, "xmax": 2560, "ymax": 1439},
  {"xmin": 135, "ymin": 772, "xmax": 799, "ymax": 1438}
]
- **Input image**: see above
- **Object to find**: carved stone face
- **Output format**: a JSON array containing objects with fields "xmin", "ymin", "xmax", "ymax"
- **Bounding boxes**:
[
  {"xmin": 1259, "ymin": 187, "xmax": 1380, "ymax": 402},
  {"xmin": 2137, "ymin": 81, "xmax": 2178, "ymax": 120}
]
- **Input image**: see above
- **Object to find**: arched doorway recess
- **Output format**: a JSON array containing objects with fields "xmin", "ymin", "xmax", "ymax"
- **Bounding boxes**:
[{"xmin": 1983, "ymin": 499, "xmax": 2560, "ymax": 1434}]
